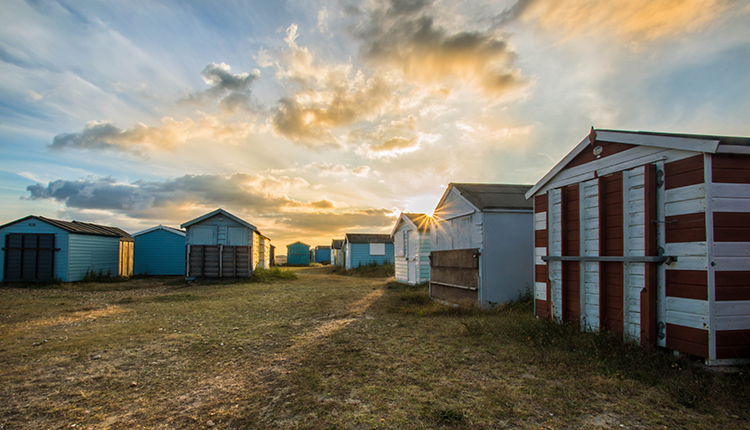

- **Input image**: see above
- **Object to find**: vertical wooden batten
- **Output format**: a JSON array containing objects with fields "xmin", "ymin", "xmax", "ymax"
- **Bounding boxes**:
[{"xmin": 641, "ymin": 164, "xmax": 658, "ymax": 348}]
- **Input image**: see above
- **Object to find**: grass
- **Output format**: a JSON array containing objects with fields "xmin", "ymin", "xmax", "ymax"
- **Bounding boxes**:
[
  {"xmin": 251, "ymin": 267, "xmax": 298, "ymax": 283},
  {"xmin": 333, "ymin": 261, "xmax": 395, "ymax": 278},
  {"xmin": 0, "ymin": 270, "xmax": 748, "ymax": 429}
]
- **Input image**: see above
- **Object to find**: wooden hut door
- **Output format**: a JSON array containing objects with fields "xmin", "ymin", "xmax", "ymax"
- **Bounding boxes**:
[{"xmin": 561, "ymin": 184, "xmax": 581, "ymax": 323}]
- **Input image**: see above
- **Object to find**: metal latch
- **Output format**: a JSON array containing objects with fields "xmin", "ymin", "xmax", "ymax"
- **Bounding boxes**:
[{"xmin": 658, "ymin": 321, "xmax": 666, "ymax": 340}]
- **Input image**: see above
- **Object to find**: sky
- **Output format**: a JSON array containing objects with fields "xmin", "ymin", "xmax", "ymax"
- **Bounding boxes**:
[{"xmin": 1, "ymin": 0, "xmax": 749, "ymax": 248}]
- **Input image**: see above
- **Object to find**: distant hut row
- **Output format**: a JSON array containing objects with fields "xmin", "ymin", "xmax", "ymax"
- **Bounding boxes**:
[{"xmin": 0, "ymin": 208, "xmax": 273, "ymax": 282}]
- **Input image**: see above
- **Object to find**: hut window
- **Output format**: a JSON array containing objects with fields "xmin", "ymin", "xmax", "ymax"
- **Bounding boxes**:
[{"xmin": 370, "ymin": 243, "xmax": 385, "ymax": 255}]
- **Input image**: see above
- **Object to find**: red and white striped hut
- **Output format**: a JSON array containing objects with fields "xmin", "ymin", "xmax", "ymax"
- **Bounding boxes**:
[{"xmin": 526, "ymin": 128, "xmax": 750, "ymax": 365}]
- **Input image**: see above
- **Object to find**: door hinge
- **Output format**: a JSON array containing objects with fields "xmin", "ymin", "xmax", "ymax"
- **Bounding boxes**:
[
  {"xmin": 656, "ymin": 169, "xmax": 665, "ymax": 188},
  {"xmin": 658, "ymin": 321, "xmax": 666, "ymax": 340}
]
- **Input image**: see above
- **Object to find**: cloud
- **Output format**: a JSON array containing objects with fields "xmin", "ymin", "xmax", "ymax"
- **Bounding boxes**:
[
  {"xmin": 357, "ymin": 1, "xmax": 525, "ymax": 96},
  {"xmin": 499, "ymin": 0, "xmax": 732, "ymax": 42},
  {"xmin": 349, "ymin": 115, "xmax": 424, "ymax": 159},
  {"xmin": 24, "ymin": 173, "xmax": 320, "ymax": 215},
  {"xmin": 49, "ymin": 115, "xmax": 255, "ymax": 154},
  {"xmin": 265, "ymin": 24, "xmax": 395, "ymax": 147},
  {"xmin": 308, "ymin": 163, "xmax": 372, "ymax": 177},
  {"xmin": 181, "ymin": 62, "xmax": 260, "ymax": 113},
  {"xmin": 271, "ymin": 208, "xmax": 395, "ymax": 232}
]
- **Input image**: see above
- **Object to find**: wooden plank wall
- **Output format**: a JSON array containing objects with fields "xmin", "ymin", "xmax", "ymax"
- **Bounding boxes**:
[
  {"xmin": 663, "ymin": 154, "xmax": 710, "ymax": 359},
  {"xmin": 188, "ymin": 245, "xmax": 251, "ymax": 279},
  {"xmin": 712, "ymin": 154, "xmax": 750, "ymax": 360},
  {"xmin": 429, "ymin": 248, "xmax": 479, "ymax": 305},
  {"xmin": 534, "ymin": 193, "xmax": 549, "ymax": 318},
  {"xmin": 562, "ymin": 184, "xmax": 581, "ymax": 322},
  {"xmin": 599, "ymin": 172, "xmax": 624, "ymax": 333}
]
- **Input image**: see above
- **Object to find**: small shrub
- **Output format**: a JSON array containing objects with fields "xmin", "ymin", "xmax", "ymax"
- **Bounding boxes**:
[
  {"xmin": 82, "ymin": 268, "xmax": 127, "ymax": 283},
  {"xmin": 252, "ymin": 267, "xmax": 298, "ymax": 283}
]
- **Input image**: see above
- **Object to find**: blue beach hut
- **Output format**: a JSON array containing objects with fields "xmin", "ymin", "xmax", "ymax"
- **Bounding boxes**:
[
  {"xmin": 286, "ymin": 241, "xmax": 311, "ymax": 265},
  {"xmin": 133, "ymin": 225, "xmax": 186, "ymax": 275}
]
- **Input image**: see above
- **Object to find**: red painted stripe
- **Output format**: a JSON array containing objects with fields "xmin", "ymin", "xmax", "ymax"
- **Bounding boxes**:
[
  {"xmin": 716, "ymin": 330, "xmax": 750, "ymax": 359},
  {"xmin": 716, "ymin": 272, "xmax": 750, "ymax": 301},
  {"xmin": 535, "ymin": 230, "xmax": 547, "ymax": 247},
  {"xmin": 535, "ymin": 299, "xmax": 550, "ymax": 319},
  {"xmin": 665, "ymin": 213, "xmax": 706, "ymax": 243},
  {"xmin": 665, "ymin": 155, "xmax": 704, "ymax": 190},
  {"xmin": 712, "ymin": 154, "xmax": 750, "ymax": 184},
  {"xmin": 535, "ymin": 264, "xmax": 547, "ymax": 283},
  {"xmin": 534, "ymin": 194, "xmax": 548, "ymax": 213},
  {"xmin": 665, "ymin": 270, "xmax": 708, "ymax": 300},
  {"xmin": 714, "ymin": 213, "xmax": 750, "ymax": 242},
  {"xmin": 666, "ymin": 323, "xmax": 708, "ymax": 358}
]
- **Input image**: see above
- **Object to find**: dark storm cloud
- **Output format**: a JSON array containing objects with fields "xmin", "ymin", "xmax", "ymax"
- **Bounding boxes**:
[{"xmin": 24, "ymin": 174, "xmax": 314, "ymax": 213}]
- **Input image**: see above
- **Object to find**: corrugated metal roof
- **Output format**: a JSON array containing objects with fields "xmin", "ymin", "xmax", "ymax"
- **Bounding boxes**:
[
  {"xmin": 0, "ymin": 215, "xmax": 133, "ymax": 240},
  {"xmin": 331, "ymin": 239, "xmax": 344, "ymax": 249},
  {"xmin": 345, "ymin": 233, "xmax": 394, "ymax": 244},
  {"xmin": 451, "ymin": 183, "xmax": 533, "ymax": 210}
]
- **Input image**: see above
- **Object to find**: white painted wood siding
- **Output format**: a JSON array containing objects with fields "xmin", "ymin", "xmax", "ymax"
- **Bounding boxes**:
[
  {"xmin": 623, "ymin": 166, "xmax": 646, "ymax": 342},
  {"xmin": 549, "ymin": 188, "xmax": 563, "ymax": 320},
  {"xmin": 581, "ymin": 178, "xmax": 600, "ymax": 329}
]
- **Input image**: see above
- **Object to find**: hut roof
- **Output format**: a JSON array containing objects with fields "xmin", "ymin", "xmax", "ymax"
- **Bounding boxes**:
[
  {"xmin": 0, "ymin": 215, "xmax": 133, "ymax": 241},
  {"xmin": 345, "ymin": 233, "xmax": 393, "ymax": 244},
  {"xmin": 133, "ymin": 225, "xmax": 186, "ymax": 237},
  {"xmin": 449, "ymin": 183, "xmax": 533, "ymax": 211},
  {"xmin": 180, "ymin": 208, "xmax": 257, "ymax": 231},
  {"xmin": 390, "ymin": 212, "xmax": 431, "ymax": 237},
  {"xmin": 525, "ymin": 128, "xmax": 750, "ymax": 199},
  {"xmin": 331, "ymin": 239, "xmax": 344, "ymax": 249}
]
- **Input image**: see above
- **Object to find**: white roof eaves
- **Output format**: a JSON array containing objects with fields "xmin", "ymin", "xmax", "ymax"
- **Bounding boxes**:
[
  {"xmin": 716, "ymin": 145, "xmax": 750, "ymax": 155},
  {"xmin": 434, "ymin": 184, "xmax": 480, "ymax": 216},
  {"xmin": 595, "ymin": 130, "xmax": 720, "ymax": 154},
  {"xmin": 389, "ymin": 213, "xmax": 418, "ymax": 238},
  {"xmin": 526, "ymin": 135, "xmax": 592, "ymax": 199},
  {"xmin": 525, "ymin": 130, "xmax": 723, "ymax": 199}
]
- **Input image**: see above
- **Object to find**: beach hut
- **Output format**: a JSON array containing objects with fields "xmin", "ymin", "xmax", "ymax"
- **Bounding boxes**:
[
  {"xmin": 526, "ymin": 128, "xmax": 750, "ymax": 365},
  {"xmin": 430, "ymin": 183, "xmax": 533, "ymax": 306},
  {"xmin": 331, "ymin": 239, "xmax": 344, "ymax": 266},
  {"xmin": 181, "ymin": 208, "xmax": 269, "ymax": 279},
  {"xmin": 287, "ymin": 241, "xmax": 311, "ymax": 265},
  {"xmin": 133, "ymin": 225, "xmax": 186, "ymax": 275},
  {"xmin": 0, "ymin": 215, "xmax": 133, "ymax": 282},
  {"xmin": 391, "ymin": 213, "xmax": 432, "ymax": 285},
  {"xmin": 343, "ymin": 233, "xmax": 394, "ymax": 270},
  {"xmin": 314, "ymin": 245, "xmax": 331, "ymax": 264}
]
